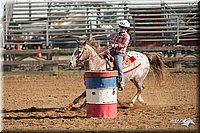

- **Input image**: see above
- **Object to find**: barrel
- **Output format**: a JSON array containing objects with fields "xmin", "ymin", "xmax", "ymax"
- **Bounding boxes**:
[{"xmin": 85, "ymin": 70, "xmax": 118, "ymax": 118}]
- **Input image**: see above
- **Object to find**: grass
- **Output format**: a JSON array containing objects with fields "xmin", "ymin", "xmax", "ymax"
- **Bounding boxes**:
[
  {"xmin": 51, "ymin": 73, "xmax": 84, "ymax": 77},
  {"xmin": 3, "ymin": 71, "xmax": 84, "ymax": 79}
]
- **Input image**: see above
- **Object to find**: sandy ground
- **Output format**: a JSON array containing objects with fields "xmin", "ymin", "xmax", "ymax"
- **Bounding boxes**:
[{"xmin": 2, "ymin": 70, "xmax": 199, "ymax": 132}]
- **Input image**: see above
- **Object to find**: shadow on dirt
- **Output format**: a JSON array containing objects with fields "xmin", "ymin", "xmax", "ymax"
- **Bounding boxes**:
[
  {"xmin": 2, "ymin": 106, "xmax": 87, "ymax": 120},
  {"xmin": 117, "ymin": 106, "xmax": 129, "ymax": 109},
  {"xmin": 3, "ymin": 106, "xmax": 64, "ymax": 113},
  {"xmin": 2, "ymin": 106, "xmax": 130, "ymax": 120},
  {"xmin": 3, "ymin": 115, "xmax": 87, "ymax": 120},
  {"xmin": 117, "ymin": 101, "xmax": 147, "ymax": 110}
]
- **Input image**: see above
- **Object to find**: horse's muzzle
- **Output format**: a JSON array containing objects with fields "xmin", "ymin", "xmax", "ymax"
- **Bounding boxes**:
[
  {"xmin": 76, "ymin": 60, "xmax": 82, "ymax": 65},
  {"xmin": 69, "ymin": 62, "xmax": 72, "ymax": 68}
]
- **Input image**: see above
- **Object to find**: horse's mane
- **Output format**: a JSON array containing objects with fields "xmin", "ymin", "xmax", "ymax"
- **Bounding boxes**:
[
  {"xmin": 87, "ymin": 38, "xmax": 100, "ymax": 50},
  {"xmin": 87, "ymin": 38, "xmax": 104, "ymax": 59}
]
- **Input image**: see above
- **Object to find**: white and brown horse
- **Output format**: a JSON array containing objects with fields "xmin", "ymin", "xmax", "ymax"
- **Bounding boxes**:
[{"xmin": 66, "ymin": 38, "xmax": 165, "ymax": 110}]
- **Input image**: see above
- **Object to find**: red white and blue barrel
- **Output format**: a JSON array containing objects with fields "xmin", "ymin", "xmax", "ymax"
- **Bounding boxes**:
[{"xmin": 85, "ymin": 70, "xmax": 118, "ymax": 118}]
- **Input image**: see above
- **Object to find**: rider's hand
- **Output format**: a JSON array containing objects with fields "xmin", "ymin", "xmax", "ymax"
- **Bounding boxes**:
[
  {"xmin": 109, "ymin": 44, "xmax": 118, "ymax": 48},
  {"xmin": 107, "ymin": 44, "xmax": 112, "ymax": 48}
]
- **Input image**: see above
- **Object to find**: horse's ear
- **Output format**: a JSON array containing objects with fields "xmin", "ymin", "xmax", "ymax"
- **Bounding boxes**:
[
  {"xmin": 83, "ymin": 38, "xmax": 89, "ymax": 45},
  {"xmin": 76, "ymin": 40, "xmax": 81, "ymax": 45}
]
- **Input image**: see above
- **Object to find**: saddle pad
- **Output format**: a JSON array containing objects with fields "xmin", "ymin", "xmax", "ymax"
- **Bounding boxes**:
[{"xmin": 122, "ymin": 53, "xmax": 141, "ymax": 74}]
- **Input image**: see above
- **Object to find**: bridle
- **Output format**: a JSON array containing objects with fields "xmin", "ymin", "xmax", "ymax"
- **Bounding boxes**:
[
  {"xmin": 76, "ymin": 44, "xmax": 111, "ymax": 64},
  {"xmin": 76, "ymin": 45, "xmax": 86, "ymax": 63}
]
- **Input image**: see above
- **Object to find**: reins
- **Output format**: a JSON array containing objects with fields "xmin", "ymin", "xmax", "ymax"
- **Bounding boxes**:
[{"xmin": 79, "ymin": 45, "xmax": 111, "ymax": 63}]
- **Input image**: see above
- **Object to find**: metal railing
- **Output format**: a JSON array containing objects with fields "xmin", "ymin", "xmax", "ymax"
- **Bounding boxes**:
[{"xmin": 3, "ymin": 1, "xmax": 199, "ymax": 48}]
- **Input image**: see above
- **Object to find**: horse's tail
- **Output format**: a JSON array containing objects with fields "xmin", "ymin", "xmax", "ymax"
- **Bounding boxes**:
[{"xmin": 143, "ymin": 52, "xmax": 166, "ymax": 87}]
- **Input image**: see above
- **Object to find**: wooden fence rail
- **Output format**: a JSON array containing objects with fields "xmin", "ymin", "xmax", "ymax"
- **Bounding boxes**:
[
  {"xmin": 2, "ymin": 46, "xmax": 199, "ymax": 54},
  {"xmin": 2, "ymin": 46, "xmax": 199, "ymax": 71}
]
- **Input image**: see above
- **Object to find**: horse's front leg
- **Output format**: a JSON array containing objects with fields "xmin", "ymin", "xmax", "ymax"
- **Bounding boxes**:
[
  {"xmin": 79, "ymin": 99, "xmax": 87, "ymax": 109},
  {"xmin": 72, "ymin": 91, "xmax": 86, "ymax": 104},
  {"xmin": 64, "ymin": 91, "xmax": 86, "ymax": 111}
]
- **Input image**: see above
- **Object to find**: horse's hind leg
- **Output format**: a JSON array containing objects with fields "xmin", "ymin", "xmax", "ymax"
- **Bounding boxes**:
[
  {"xmin": 138, "ymin": 84, "xmax": 145, "ymax": 104},
  {"xmin": 130, "ymin": 79, "xmax": 145, "ymax": 107}
]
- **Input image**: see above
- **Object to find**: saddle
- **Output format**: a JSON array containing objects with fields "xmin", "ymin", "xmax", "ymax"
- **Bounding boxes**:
[
  {"xmin": 103, "ymin": 52, "xmax": 114, "ymax": 69},
  {"xmin": 104, "ymin": 52, "xmax": 137, "ymax": 70}
]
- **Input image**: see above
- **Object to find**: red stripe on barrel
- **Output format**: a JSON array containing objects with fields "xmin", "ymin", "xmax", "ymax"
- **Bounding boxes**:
[{"xmin": 86, "ymin": 103, "xmax": 117, "ymax": 118}]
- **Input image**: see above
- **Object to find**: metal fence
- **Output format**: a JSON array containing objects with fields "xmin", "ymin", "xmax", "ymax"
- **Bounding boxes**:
[
  {"xmin": 2, "ymin": 0, "xmax": 199, "ymax": 71},
  {"xmin": 3, "ymin": 1, "xmax": 199, "ymax": 48}
]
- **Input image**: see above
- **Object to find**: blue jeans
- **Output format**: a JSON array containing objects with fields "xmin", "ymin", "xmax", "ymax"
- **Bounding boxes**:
[{"xmin": 110, "ymin": 51, "xmax": 124, "ymax": 86}]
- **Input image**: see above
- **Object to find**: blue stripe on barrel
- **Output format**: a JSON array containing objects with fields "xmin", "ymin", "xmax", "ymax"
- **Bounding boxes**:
[{"xmin": 85, "ymin": 77, "xmax": 116, "ymax": 89}]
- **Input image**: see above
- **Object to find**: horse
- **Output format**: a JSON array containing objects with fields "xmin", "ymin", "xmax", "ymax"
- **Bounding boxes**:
[{"xmin": 66, "ymin": 38, "xmax": 165, "ymax": 110}]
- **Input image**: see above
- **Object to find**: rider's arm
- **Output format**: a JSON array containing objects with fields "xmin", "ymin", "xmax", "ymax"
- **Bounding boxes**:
[{"xmin": 116, "ymin": 33, "xmax": 130, "ymax": 48}]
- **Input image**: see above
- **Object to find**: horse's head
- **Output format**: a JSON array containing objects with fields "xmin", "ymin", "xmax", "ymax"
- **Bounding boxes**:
[{"xmin": 69, "ymin": 38, "xmax": 90, "ymax": 68}]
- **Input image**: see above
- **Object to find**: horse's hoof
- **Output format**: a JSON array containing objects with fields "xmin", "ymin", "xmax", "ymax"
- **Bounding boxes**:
[
  {"xmin": 55, "ymin": 108, "xmax": 67, "ymax": 113},
  {"xmin": 142, "ymin": 103, "xmax": 147, "ymax": 106},
  {"xmin": 138, "ymin": 101, "xmax": 147, "ymax": 106},
  {"xmin": 62, "ymin": 103, "xmax": 74, "ymax": 111},
  {"xmin": 79, "ymin": 106, "xmax": 86, "ymax": 110},
  {"xmin": 129, "ymin": 103, "xmax": 134, "ymax": 107}
]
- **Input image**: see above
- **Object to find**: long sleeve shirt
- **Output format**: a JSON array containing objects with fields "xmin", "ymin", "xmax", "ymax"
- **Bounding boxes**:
[{"xmin": 109, "ymin": 32, "xmax": 130, "ymax": 54}]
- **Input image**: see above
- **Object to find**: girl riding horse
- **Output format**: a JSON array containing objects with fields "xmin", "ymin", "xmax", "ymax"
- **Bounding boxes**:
[{"xmin": 64, "ymin": 38, "xmax": 166, "ymax": 111}]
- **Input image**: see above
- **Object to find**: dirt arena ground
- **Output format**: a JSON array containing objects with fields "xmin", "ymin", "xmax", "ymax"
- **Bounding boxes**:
[{"xmin": 2, "ymin": 69, "xmax": 199, "ymax": 132}]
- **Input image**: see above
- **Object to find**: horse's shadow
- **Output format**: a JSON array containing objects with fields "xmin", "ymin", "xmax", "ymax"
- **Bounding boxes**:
[
  {"xmin": 3, "ymin": 106, "xmax": 83, "ymax": 113},
  {"xmin": 2, "ymin": 103, "xmax": 143, "ymax": 120},
  {"xmin": 117, "ymin": 101, "xmax": 147, "ymax": 110},
  {"xmin": 117, "ymin": 106, "xmax": 129, "ymax": 109},
  {"xmin": 3, "ymin": 107, "xmax": 63, "ymax": 113},
  {"xmin": 2, "ymin": 107, "xmax": 87, "ymax": 120},
  {"xmin": 3, "ymin": 115, "xmax": 87, "ymax": 120}
]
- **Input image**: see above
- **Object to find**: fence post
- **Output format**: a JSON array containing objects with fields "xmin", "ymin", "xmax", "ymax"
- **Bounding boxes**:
[
  {"xmin": 174, "ymin": 45, "xmax": 182, "ymax": 68},
  {"xmin": 89, "ymin": 20, "xmax": 92, "ymax": 40},
  {"xmin": 176, "ymin": 16, "xmax": 180, "ymax": 43}
]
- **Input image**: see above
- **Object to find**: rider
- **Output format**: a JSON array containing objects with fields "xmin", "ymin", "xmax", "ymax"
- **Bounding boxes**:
[{"xmin": 108, "ymin": 20, "xmax": 131, "ymax": 91}]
